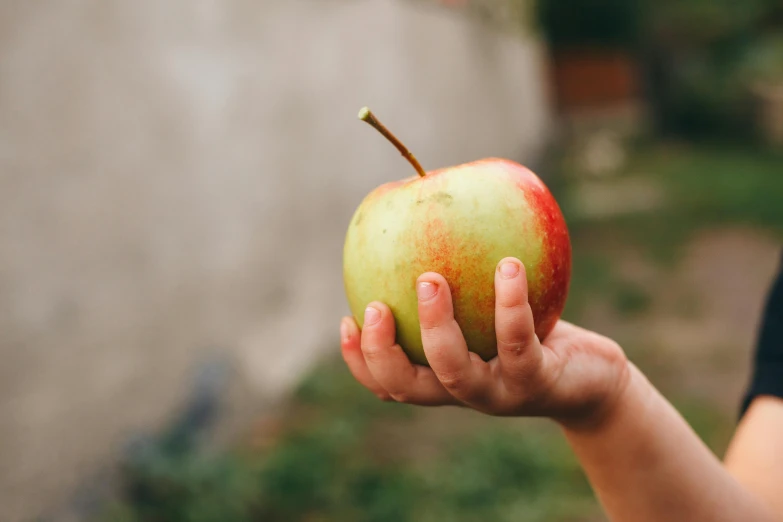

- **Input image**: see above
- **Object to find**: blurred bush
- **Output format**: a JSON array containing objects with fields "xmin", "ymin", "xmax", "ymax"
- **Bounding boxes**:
[
  {"xmin": 533, "ymin": 0, "xmax": 783, "ymax": 141},
  {"xmin": 535, "ymin": 0, "xmax": 644, "ymax": 111},
  {"xmin": 102, "ymin": 357, "xmax": 596, "ymax": 522},
  {"xmin": 536, "ymin": 0, "xmax": 643, "ymax": 50},
  {"xmin": 642, "ymin": 0, "xmax": 783, "ymax": 139},
  {"xmin": 742, "ymin": 33, "xmax": 783, "ymax": 85}
]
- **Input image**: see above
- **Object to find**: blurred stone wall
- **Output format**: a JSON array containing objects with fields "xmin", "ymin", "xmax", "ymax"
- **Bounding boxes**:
[{"xmin": 0, "ymin": 0, "xmax": 551, "ymax": 520}]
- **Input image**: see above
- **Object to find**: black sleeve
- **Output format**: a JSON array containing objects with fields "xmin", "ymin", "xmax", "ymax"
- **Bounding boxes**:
[{"xmin": 740, "ymin": 251, "xmax": 783, "ymax": 417}]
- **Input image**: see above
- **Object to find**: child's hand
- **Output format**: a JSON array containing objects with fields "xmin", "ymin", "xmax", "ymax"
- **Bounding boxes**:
[{"xmin": 340, "ymin": 257, "xmax": 631, "ymax": 428}]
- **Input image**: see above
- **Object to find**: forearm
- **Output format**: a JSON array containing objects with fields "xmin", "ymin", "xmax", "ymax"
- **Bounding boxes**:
[
  {"xmin": 725, "ymin": 396, "xmax": 783, "ymax": 518},
  {"xmin": 561, "ymin": 363, "xmax": 776, "ymax": 522}
]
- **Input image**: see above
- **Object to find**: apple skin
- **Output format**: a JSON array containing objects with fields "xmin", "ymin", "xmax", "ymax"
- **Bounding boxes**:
[{"xmin": 343, "ymin": 158, "xmax": 571, "ymax": 366}]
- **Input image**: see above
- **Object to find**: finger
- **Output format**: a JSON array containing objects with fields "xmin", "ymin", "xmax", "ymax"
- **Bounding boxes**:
[
  {"xmin": 359, "ymin": 302, "xmax": 461, "ymax": 406},
  {"xmin": 340, "ymin": 316, "xmax": 391, "ymax": 401},
  {"xmin": 494, "ymin": 258, "xmax": 545, "ymax": 393},
  {"xmin": 417, "ymin": 273, "xmax": 492, "ymax": 405}
]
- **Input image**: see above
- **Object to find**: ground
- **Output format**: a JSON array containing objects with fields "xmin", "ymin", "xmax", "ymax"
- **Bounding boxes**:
[{"xmin": 101, "ymin": 140, "xmax": 783, "ymax": 522}]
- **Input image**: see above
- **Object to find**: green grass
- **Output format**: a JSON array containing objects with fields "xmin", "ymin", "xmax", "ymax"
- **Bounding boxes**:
[
  {"xmin": 654, "ymin": 145, "xmax": 783, "ymax": 231},
  {"xmin": 559, "ymin": 143, "xmax": 783, "ymax": 262},
  {"xmin": 101, "ymin": 360, "xmax": 598, "ymax": 522},
  {"xmin": 558, "ymin": 141, "xmax": 783, "ymax": 319},
  {"xmin": 101, "ymin": 141, "xmax": 782, "ymax": 522},
  {"xmin": 264, "ymin": 362, "xmax": 598, "ymax": 521}
]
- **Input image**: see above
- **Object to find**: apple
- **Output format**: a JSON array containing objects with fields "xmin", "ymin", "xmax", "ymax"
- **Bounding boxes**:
[{"xmin": 343, "ymin": 107, "xmax": 571, "ymax": 366}]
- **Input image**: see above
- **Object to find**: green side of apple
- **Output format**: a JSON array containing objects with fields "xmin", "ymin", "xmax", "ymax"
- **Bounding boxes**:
[{"xmin": 343, "ymin": 163, "xmax": 545, "ymax": 365}]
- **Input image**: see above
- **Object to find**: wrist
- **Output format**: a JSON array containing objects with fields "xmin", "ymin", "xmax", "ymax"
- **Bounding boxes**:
[{"xmin": 556, "ymin": 361, "xmax": 653, "ymax": 435}]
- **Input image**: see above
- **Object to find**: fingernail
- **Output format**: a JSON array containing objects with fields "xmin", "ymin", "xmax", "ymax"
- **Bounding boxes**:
[
  {"xmin": 364, "ymin": 306, "xmax": 381, "ymax": 326},
  {"xmin": 417, "ymin": 281, "xmax": 438, "ymax": 301},
  {"xmin": 340, "ymin": 318, "xmax": 350, "ymax": 343},
  {"xmin": 499, "ymin": 261, "xmax": 519, "ymax": 279}
]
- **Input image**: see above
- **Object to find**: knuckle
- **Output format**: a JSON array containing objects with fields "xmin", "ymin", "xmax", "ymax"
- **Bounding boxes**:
[
  {"xmin": 422, "ymin": 344, "xmax": 454, "ymax": 367},
  {"xmin": 497, "ymin": 339, "xmax": 526, "ymax": 357},
  {"xmin": 389, "ymin": 391, "xmax": 412, "ymax": 404},
  {"xmin": 496, "ymin": 292, "xmax": 525, "ymax": 309},
  {"xmin": 437, "ymin": 369, "xmax": 468, "ymax": 391},
  {"xmin": 497, "ymin": 303, "xmax": 531, "ymax": 325},
  {"xmin": 419, "ymin": 306, "xmax": 455, "ymax": 329},
  {"xmin": 418, "ymin": 322, "xmax": 439, "ymax": 334},
  {"xmin": 467, "ymin": 351, "xmax": 486, "ymax": 364},
  {"xmin": 375, "ymin": 391, "xmax": 394, "ymax": 402},
  {"xmin": 496, "ymin": 317, "xmax": 534, "ymax": 346},
  {"xmin": 597, "ymin": 334, "xmax": 623, "ymax": 354},
  {"xmin": 361, "ymin": 345, "xmax": 386, "ymax": 363},
  {"xmin": 419, "ymin": 317, "xmax": 447, "ymax": 333},
  {"xmin": 419, "ymin": 319, "xmax": 457, "ymax": 341}
]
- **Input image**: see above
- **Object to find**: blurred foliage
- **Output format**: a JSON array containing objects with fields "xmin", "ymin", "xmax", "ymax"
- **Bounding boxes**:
[
  {"xmin": 740, "ymin": 33, "xmax": 783, "ymax": 85},
  {"xmin": 558, "ymin": 143, "xmax": 783, "ymax": 261},
  {"xmin": 675, "ymin": 398, "xmax": 738, "ymax": 453},
  {"xmin": 530, "ymin": 0, "xmax": 783, "ymax": 138},
  {"xmin": 100, "ymin": 357, "xmax": 596, "ymax": 522},
  {"xmin": 646, "ymin": 0, "xmax": 773, "ymax": 46},
  {"xmin": 416, "ymin": 0, "xmax": 537, "ymax": 36},
  {"xmin": 562, "ymin": 252, "xmax": 652, "ymax": 320},
  {"xmin": 651, "ymin": 56, "xmax": 755, "ymax": 139},
  {"xmin": 103, "ymin": 451, "xmax": 261, "ymax": 522},
  {"xmin": 641, "ymin": 0, "xmax": 783, "ymax": 138},
  {"xmin": 535, "ymin": 0, "xmax": 643, "ymax": 50},
  {"xmin": 551, "ymin": 138, "xmax": 783, "ymax": 329}
]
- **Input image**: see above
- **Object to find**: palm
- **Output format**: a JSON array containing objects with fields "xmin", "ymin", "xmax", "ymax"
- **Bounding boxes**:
[
  {"xmin": 340, "ymin": 258, "xmax": 629, "ymax": 424},
  {"xmin": 533, "ymin": 320, "xmax": 629, "ymax": 423}
]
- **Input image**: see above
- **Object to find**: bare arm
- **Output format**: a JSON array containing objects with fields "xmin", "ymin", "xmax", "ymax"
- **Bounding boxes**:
[
  {"xmin": 723, "ymin": 252, "xmax": 783, "ymax": 518},
  {"xmin": 724, "ymin": 396, "xmax": 783, "ymax": 518},
  {"xmin": 562, "ymin": 365, "xmax": 777, "ymax": 522}
]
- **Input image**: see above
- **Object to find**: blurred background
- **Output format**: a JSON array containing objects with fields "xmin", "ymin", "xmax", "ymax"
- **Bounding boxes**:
[{"xmin": 1, "ymin": 0, "xmax": 782, "ymax": 521}]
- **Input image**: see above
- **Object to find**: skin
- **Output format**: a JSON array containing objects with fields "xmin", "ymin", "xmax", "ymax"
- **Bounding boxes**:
[
  {"xmin": 343, "ymin": 158, "xmax": 570, "ymax": 365},
  {"xmin": 725, "ymin": 396, "xmax": 783, "ymax": 516},
  {"xmin": 339, "ymin": 258, "xmax": 780, "ymax": 521}
]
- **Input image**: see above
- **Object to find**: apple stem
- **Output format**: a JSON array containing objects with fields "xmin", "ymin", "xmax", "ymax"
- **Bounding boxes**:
[{"xmin": 358, "ymin": 107, "xmax": 426, "ymax": 177}]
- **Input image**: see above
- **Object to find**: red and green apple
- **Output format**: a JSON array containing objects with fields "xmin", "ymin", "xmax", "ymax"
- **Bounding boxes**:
[{"xmin": 343, "ymin": 107, "xmax": 571, "ymax": 366}]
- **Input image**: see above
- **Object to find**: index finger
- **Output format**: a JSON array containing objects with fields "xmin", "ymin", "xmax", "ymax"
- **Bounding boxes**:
[
  {"xmin": 361, "ymin": 302, "xmax": 460, "ymax": 406},
  {"xmin": 417, "ymin": 273, "xmax": 493, "ymax": 405}
]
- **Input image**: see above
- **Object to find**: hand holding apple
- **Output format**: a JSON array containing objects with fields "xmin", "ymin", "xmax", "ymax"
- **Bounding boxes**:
[
  {"xmin": 340, "ymin": 258, "xmax": 630, "ymax": 425},
  {"xmin": 344, "ymin": 107, "xmax": 571, "ymax": 365},
  {"xmin": 340, "ymin": 108, "xmax": 629, "ymax": 424}
]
